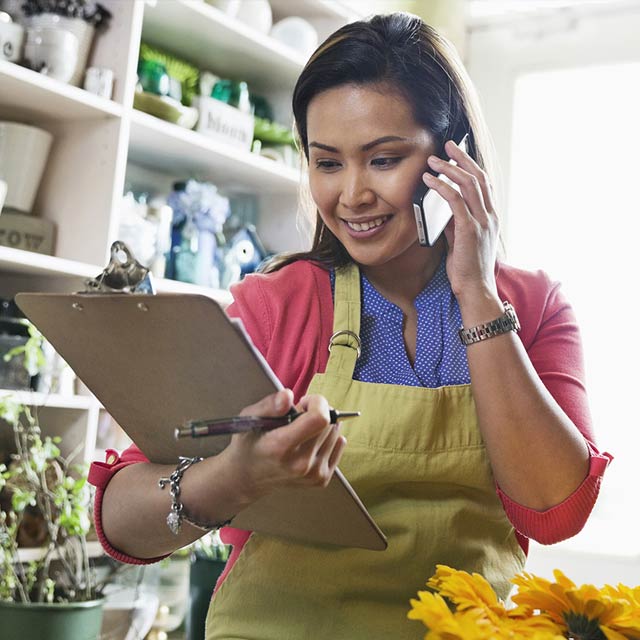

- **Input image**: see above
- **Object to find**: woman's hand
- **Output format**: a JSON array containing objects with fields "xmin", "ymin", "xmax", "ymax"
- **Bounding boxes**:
[
  {"xmin": 423, "ymin": 139, "xmax": 500, "ymax": 304},
  {"xmin": 224, "ymin": 389, "xmax": 347, "ymax": 504}
]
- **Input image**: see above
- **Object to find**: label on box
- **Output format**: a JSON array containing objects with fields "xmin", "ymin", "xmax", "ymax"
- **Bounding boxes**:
[
  {"xmin": 193, "ymin": 96, "xmax": 255, "ymax": 150},
  {"xmin": 0, "ymin": 212, "xmax": 56, "ymax": 254}
]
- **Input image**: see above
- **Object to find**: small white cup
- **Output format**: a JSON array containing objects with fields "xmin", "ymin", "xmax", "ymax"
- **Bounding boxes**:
[{"xmin": 84, "ymin": 66, "xmax": 114, "ymax": 99}]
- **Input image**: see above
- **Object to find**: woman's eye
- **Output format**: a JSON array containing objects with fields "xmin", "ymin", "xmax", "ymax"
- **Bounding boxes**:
[
  {"xmin": 315, "ymin": 160, "xmax": 341, "ymax": 170},
  {"xmin": 372, "ymin": 157, "xmax": 402, "ymax": 168}
]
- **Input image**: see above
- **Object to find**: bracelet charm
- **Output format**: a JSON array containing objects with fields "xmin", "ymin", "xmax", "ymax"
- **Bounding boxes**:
[{"xmin": 158, "ymin": 456, "xmax": 233, "ymax": 535}]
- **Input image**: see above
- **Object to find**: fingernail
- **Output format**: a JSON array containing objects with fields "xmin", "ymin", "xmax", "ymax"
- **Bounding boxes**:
[{"xmin": 428, "ymin": 156, "xmax": 442, "ymax": 166}]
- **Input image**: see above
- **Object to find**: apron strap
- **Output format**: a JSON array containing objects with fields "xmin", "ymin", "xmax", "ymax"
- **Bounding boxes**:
[{"xmin": 326, "ymin": 263, "xmax": 361, "ymax": 378}]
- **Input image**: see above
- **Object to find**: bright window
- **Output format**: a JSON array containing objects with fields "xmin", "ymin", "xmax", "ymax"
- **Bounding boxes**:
[{"xmin": 507, "ymin": 62, "xmax": 640, "ymax": 555}]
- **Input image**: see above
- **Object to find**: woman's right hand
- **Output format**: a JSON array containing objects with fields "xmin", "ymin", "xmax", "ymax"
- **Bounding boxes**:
[{"xmin": 224, "ymin": 389, "xmax": 347, "ymax": 503}]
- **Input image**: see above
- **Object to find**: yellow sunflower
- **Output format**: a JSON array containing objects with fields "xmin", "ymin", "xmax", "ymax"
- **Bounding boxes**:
[
  {"xmin": 426, "ymin": 565, "xmax": 549, "ymax": 622},
  {"xmin": 512, "ymin": 570, "xmax": 640, "ymax": 640},
  {"xmin": 407, "ymin": 590, "xmax": 496, "ymax": 640},
  {"xmin": 410, "ymin": 566, "xmax": 565, "ymax": 639}
]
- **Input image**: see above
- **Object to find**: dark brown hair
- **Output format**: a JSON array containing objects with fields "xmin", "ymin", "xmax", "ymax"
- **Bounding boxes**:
[{"xmin": 264, "ymin": 12, "xmax": 495, "ymax": 273}]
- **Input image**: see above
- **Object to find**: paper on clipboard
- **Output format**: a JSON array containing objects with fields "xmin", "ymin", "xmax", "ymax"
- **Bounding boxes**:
[{"xmin": 15, "ymin": 291, "xmax": 387, "ymax": 551}]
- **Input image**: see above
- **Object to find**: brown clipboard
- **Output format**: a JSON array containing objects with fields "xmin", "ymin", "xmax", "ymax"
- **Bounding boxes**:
[{"xmin": 15, "ymin": 292, "xmax": 387, "ymax": 551}]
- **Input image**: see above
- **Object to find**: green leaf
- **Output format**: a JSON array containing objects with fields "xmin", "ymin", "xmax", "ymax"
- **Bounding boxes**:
[
  {"xmin": 11, "ymin": 488, "xmax": 36, "ymax": 513},
  {"xmin": 0, "ymin": 398, "xmax": 24, "ymax": 426}
]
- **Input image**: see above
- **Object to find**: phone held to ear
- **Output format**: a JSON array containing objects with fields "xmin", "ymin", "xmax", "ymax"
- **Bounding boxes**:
[{"xmin": 413, "ymin": 133, "xmax": 469, "ymax": 247}]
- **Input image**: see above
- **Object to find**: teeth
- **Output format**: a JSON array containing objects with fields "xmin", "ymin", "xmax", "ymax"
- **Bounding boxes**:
[{"xmin": 346, "ymin": 216, "xmax": 388, "ymax": 231}]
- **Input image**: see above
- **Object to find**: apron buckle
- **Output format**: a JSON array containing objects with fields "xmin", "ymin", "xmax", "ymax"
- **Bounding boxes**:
[{"xmin": 328, "ymin": 330, "xmax": 361, "ymax": 359}]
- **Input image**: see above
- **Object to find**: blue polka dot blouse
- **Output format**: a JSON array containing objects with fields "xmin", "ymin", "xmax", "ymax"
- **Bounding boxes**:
[{"xmin": 331, "ymin": 259, "xmax": 471, "ymax": 388}]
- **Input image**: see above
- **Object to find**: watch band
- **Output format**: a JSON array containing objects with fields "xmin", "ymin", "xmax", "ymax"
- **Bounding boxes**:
[{"xmin": 458, "ymin": 301, "xmax": 520, "ymax": 346}]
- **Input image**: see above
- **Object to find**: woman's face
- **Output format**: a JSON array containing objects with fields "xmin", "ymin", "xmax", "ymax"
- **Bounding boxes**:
[{"xmin": 306, "ymin": 83, "xmax": 439, "ymax": 271}]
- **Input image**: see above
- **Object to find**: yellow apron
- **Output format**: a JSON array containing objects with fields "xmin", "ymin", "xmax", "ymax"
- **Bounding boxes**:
[{"xmin": 207, "ymin": 263, "xmax": 525, "ymax": 639}]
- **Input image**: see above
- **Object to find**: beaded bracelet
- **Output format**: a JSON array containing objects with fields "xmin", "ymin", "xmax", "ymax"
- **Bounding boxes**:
[{"xmin": 158, "ymin": 456, "xmax": 233, "ymax": 535}]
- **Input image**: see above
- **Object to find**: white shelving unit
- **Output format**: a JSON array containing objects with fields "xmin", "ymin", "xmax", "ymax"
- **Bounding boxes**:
[
  {"xmin": 0, "ymin": 0, "xmax": 357, "ymax": 468},
  {"xmin": 0, "ymin": 59, "xmax": 123, "ymax": 120},
  {"xmin": 128, "ymin": 108, "xmax": 301, "ymax": 194},
  {"xmin": 0, "ymin": 389, "xmax": 94, "ymax": 410}
]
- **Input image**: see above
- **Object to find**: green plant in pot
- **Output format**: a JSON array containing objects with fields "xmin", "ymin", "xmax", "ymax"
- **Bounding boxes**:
[{"xmin": 0, "ymin": 396, "xmax": 104, "ymax": 640}]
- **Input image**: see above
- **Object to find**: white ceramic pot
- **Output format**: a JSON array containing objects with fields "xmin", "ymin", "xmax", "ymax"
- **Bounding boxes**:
[
  {"xmin": 0, "ymin": 122, "xmax": 54, "ymax": 213},
  {"xmin": 0, "ymin": 14, "xmax": 24, "ymax": 62},
  {"xmin": 270, "ymin": 17, "xmax": 318, "ymax": 58},
  {"xmin": 26, "ymin": 14, "xmax": 94, "ymax": 86},
  {"xmin": 0, "ymin": 178, "xmax": 7, "ymax": 213},
  {"xmin": 24, "ymin": 27, "xmax": 79, "ymax": 83}
]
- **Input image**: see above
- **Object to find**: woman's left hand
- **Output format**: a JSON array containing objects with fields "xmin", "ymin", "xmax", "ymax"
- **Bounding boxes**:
[{"xmin": 424, "ymin": 139, "xmax": 500, "ymax": 304}]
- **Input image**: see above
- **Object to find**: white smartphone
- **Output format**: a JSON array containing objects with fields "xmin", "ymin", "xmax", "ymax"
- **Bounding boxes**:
[{"xmin": 412, "ymin": 133, "xmax": 469, "ymax": 247}]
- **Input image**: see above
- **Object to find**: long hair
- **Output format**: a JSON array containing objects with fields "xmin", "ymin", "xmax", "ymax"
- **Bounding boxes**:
[{"xmin": 264, "ymin": 12, "xmax": 496, "ymax": 273}]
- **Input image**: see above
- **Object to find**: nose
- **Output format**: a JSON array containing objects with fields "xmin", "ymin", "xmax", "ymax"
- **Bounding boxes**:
[{"xmin": 338, "ymin": 168, "xmax": 376, "ymax": 210}]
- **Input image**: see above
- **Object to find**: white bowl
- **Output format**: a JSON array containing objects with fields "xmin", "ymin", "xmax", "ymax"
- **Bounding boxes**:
[
  {"xmin": 234, "ymin": 0, "xmax": 272, "ymax": 34},
  {"xmin": 0, "ymin": 122, "xmax": 54, "ymax": 213},
  {"xmin": 270, "ymin": 16, "xmax": 318, "ymax": 58},
  {"xmin": 0, "ymin": 17, "xmax": 24, "ymax": 62}
]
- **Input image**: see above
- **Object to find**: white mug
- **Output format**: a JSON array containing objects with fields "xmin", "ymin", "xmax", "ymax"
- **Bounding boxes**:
[{"xmin": 0, "ymin": 17, "xmax": 24, "ymax": 62}]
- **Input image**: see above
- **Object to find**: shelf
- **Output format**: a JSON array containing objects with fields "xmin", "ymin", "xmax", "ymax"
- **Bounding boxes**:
[
  {"xmin": 0, "ymin": 247, "xmax": 99, "ymax": 280},
  {"xmin": 16, "ymin": 541, "xmax": 104, "ymax": 563},
  {"xmin": 155, "ymin": 277, "xmax": 233, "ymax": 306},
  {"xmin": 0, "ymin": 247, "xmax": 235, "ymax": 305},
  {"xmin": 141, "ymin": 0, "xmax": 306, "ymax": 92},
  {"xmin": 0, "ymin": 60, "xmax": 123, "ymax": 122},
  {"xmin": 128, "ymin": 109, "xmax": 300, "ymax": 194},
  {"xmin": 270, "ymin": 0, "xmax": 364, "ymax": 21},
  {"xmin": 0, "ymin": 389, "xmax": 94, "ymax": 410}
]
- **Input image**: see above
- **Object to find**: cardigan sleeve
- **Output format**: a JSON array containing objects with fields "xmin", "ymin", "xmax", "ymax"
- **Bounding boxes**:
[
  {"xmin": 88, "ymin": 445, "xmax": 168, "ymax": 565},
  {"xmin": 495, "ymin": 270, "xmax": 613, "ymax": 545}
]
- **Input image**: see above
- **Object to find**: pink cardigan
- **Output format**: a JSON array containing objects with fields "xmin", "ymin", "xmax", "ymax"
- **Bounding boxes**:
[{"xmin": 89, "ymin": 259, "xmax": 612, "ymax": 574}]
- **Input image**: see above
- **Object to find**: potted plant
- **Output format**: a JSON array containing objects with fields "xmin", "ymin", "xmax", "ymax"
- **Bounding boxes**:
[
  {"xmin": 20, "ymin": 0, "xmax": 112, "ymax": 87},
  {"xmin": 0, "ymin": 395, "xmax": 104, "ymax": 640}
]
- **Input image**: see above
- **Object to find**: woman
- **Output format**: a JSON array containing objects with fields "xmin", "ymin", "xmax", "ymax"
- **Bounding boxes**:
[{"xmin": 90, "ymin": 13, "xmax": 612, "ymax": 639}]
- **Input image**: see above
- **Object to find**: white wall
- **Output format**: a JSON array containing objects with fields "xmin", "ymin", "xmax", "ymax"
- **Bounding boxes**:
[
  {"xmin": 467, "ymin": 5, "xmax": 640, "ymax": 232},
  {"xmin": 466, "ymin": 5, "xmax": 640, "ymax": 586}
]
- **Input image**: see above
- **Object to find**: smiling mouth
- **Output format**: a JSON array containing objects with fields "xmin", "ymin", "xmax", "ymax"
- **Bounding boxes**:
[{"xmin": 343, "ymin": 215, "xmax": 391, "ymax": 232}]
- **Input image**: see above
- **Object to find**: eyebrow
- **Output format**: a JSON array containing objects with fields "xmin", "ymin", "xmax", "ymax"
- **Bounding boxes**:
[{"xmin": 308, "ymin": 135, "xmax": 410, "ymax": 153}]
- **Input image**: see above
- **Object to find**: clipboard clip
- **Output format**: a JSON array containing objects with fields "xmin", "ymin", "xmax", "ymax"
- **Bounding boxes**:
[{"xmin": 82, "ymin": 241, "xmax": 156, "ymax": 295}]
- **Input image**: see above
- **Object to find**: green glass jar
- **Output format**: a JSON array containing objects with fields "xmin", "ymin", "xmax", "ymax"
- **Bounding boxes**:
[
  {"xmin": 211, "ymin": 80, "xmax": 252, "ymax": 114},
  {"xmin": 137, "ymin": 59, "xmax": 170, "ymax": 96}
]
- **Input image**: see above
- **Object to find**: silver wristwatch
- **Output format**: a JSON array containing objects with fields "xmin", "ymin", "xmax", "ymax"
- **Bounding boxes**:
[{"xmin": 458, "ymin": 301, "xmax": 520, "ymax": 346}]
